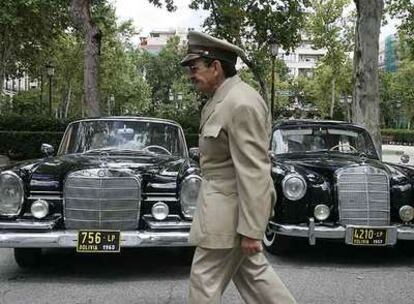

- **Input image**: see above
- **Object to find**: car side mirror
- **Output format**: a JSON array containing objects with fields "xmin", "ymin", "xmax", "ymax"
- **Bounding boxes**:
[
  {"xmin": 400, "ymin": 153, "xmax": 410, "ymax": 164},
  {"xmin": 189, "ymin": 147, "xmax": 200, "ymax": 161},
  {"xmin": 41, "ymin": 143, "xmax": 54, "ymax": 157}
]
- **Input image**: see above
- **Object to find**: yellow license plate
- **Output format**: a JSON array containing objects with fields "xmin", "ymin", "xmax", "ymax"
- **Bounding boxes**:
[
  {"xmin": 77, "ymin": 230, "xmax": 120, "ymax": 253},
  {"xmin": 351, "ymin": 228, "xmax": 387, "ymax": 246}
]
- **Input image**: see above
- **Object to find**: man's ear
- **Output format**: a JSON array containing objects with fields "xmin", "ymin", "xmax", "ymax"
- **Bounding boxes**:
[{"xmin": 212, "ymin": 60, "xmax": 223, "ymax": 75}]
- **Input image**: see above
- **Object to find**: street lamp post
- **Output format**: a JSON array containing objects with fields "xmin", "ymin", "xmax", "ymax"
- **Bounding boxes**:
[
  {"xmin": 269, "ymin": 36, "xmax": 279, "ymax": 119},
  {"xmin": 45, "ymin": 61, "xmax": 55, "ymax": 116}
]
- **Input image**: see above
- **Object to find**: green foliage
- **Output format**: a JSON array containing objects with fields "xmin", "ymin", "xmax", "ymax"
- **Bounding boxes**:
[
  {"xmin": 291, "ymin": 59, "xmax": 353, "ymax": 118},
  {"xmin": 2, "ymin": 90, "xmax": 44, "ymax": 116},
  {"xmin": 188, "ymin": 0, "xmax": 310, "ymax": 101},
  {"xmin": 381, "ymin": 129, "xmax": 414, "ymax": 145},
  {"xmin": 386, "ymin": 0, "xmax": 414, "ymax": 59},
  {"xmin": 0, "ymin": 114, "xmax": 69, "ymax": 160},
  {"xmin": 379, "ymin": 60, "xmax": 414, "ymax": 128},
  {"xmin": 0, "ymin": 0, "xmax": 70, "ymax": 78}
]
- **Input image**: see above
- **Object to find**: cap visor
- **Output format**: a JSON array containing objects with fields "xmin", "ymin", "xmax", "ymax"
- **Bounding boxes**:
[{"xmin": 180, "ymin": 54, "xmax": 202, "ymax": 66}]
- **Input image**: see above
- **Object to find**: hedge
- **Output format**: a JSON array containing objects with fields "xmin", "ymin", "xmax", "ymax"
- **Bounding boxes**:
[{"xmin": 381, "ymin": 129, "xmax": 414, "ymax": 145}]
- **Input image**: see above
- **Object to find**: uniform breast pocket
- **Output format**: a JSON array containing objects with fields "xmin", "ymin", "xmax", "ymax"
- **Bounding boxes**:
[
  {"xmin": 200, "ymin": 124, "xmax": 227, "ymax": 157},
  {"xmin": 203, "ymin": 124, "xmax": 221, "ymax": 138}
]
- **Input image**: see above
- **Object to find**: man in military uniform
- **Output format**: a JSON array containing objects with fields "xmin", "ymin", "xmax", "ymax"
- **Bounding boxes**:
[{"xmin": 181, "ymin": 31, "xmax": 296, "ymax": 304}]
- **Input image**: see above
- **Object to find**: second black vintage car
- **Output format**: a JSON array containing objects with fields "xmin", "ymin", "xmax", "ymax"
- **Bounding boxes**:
[
  {"xmin": 0, "ymin": 117, "xmax": 200, "ymax": 267},
  {"xmin": 264, "ymin": 120, "xmax": 414, "ymax": 254}
]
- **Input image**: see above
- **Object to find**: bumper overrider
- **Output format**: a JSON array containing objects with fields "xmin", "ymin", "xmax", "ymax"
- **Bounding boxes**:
[
  {"xmin": 0, "ymin": 217, "xmax": 191, "ymax": 248},
  {"xmin": 269, "ymin": 218, "xmax": 414, "ymax": 245}
]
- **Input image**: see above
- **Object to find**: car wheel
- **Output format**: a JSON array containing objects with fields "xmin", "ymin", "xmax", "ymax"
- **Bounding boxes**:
[
  {"xmin": 263, "ymin": 226, "xmax": 291, "ymax": 255},
  {"xmin": 14, "ymin": 248, "xmax": 42, "ymax": 268}
]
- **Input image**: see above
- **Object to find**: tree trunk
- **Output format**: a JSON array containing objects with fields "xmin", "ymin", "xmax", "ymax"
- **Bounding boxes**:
[
  {"xmin": 70, "ymin": 0, "xmax": 101, "ymax": 117},
  {"xmin": 352, "ymin": 0, "xmax": 383, "ymax": 157},
  {"xmin": 65, "ymin": 85, "xmax": 72, "ymax": 118},
  {"xmin": 330, "ymin": 77, "xmax": 336, "ymax": 118}
]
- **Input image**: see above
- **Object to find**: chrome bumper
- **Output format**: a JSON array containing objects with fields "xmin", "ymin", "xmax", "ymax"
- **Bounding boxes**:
[
  {"xmin": 269, "ymin": 218, "xmax": 414, "ymax": 245},
  {"xmin": 0, "ymin": 230, "xmax": 190, "ymax": 248}
]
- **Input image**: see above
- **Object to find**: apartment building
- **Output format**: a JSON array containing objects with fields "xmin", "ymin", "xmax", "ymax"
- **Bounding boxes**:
[
  {"xmin": 139, "ymin": 28, "xmax": 189, "ymax": 54},
  {"xmin": 278, "ymin": 39, "xmax": 326, "ymax": 78}
]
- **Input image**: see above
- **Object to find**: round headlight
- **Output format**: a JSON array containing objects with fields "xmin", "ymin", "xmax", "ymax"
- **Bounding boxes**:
[
  {"xmin": 180, "ymin": 175, "xmax": 202, "ymax": 219},
  {"xmin": 399, "ymin": 205, "xmax": 414, "ymax": 222},
  {"xmin": 282, "ymin": 174, "xmax": 307, "ymax": 201},
  {"xmin": 31, "ymin": 199, "xmax": 49, "ymax": 219},
  {"xmin": 151, "ymin": 202, "xmax": 169, "ymax": 220},
  {"xmin": 0, "ymin": 171, "xmax": 24, "ymax": 216},
  {"xmin": 314, "ymin": 204, "xmax": 330, "ymax": 221}
]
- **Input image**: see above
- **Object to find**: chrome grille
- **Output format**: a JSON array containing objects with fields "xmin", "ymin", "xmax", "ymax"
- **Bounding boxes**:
[
  {"xmin": 337, "ymin": 165, "xmax": 389, "ymax": 226},
  {"xmin": 64, "ymin": 169, "xmax": 140, "ymax": 229}
]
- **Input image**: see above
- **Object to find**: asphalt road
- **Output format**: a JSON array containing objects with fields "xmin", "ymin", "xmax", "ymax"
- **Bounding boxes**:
[{"xmin": 0, "ymin": 242, "xmax": 413, "ymax": 304}]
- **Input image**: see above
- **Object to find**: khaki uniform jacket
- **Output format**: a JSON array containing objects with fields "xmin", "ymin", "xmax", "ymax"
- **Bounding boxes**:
[{"xmin": 189, "ymin": 75, "xmax": 276, "ymax": 249}]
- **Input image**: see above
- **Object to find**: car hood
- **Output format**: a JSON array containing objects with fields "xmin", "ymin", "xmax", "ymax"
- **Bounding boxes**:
[
  {"xmin": 274, "ymin": 153, "xmax": 397, "ymax": 180},
  {"xmin": 21, "ymin": 152, "xmax": 186, "ymax": 192}
]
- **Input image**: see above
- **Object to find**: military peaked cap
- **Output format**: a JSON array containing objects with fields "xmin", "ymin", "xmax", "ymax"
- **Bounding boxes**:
[{"xmin": 181, "ymin": 31, "xmax": 244, "ymax": 66}]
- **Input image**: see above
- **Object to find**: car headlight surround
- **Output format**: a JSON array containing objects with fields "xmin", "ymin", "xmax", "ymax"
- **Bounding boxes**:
[
  {"xmin": 282, "ymin": 173, "xmax": 307, "ymax": 201},
  {"xmin": 399, "ymin": 205, "xmax": 414, "ymax": 222},
  {"xmin": 0, "ymin": 171, "xmax": 25, "ymax": 216},
  {"xmin": 31, "ymin": 199, "xmax": 49, "ymax": 219},
  {"xmin": 314, "ymin": 204, "xmax": 330, "ymax": 221},
  {"xmin": 151, "ymin": 202, "xmax": 169, "ymax": 220},
  {"xmin": 180, "ymin": 175, "xmax": 202, "ymax": 219}
]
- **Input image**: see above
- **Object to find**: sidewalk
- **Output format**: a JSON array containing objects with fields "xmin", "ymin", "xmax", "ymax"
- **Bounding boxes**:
[{"xmin": 382, "ymin": 144, "xmax": 414, "ymax": 165}]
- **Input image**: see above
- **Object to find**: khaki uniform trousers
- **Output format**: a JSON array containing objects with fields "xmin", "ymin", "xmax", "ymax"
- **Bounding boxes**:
[{"xmin": 188, "ymin": 246, "xmax": 296, "ymax": 304}]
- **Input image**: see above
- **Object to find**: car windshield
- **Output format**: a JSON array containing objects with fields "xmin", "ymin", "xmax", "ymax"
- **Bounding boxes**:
[
  {"xmin": 271, "ymin": 126, "xmax": 378, "ymax": 158},
  {"xmin": 58, "ymin": 119, "xmax": 186, "ymax": 156}
]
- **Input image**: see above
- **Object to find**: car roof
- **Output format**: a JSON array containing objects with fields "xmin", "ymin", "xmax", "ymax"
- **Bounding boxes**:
[
  {"xmin": 274, "ymin": 119, "xmax": 366, "ymax": 131},
  {"xmin": 69, "ymin": 116, "xmax": 181, "ymax": 127}
]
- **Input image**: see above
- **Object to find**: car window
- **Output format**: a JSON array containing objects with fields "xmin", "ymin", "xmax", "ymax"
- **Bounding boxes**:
[
  {"xmin": 271, "ymin": 126, "xmax": 378, "ymax": 158},
  {"xmin": 58, "ymin": 120, "xmax": 186, "ymax": 156}
]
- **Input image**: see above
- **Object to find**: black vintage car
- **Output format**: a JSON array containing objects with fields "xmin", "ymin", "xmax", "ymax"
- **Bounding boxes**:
[
  {"xmin": 0, "ymin": 117, "xmax": 200, "ymax": 267},
  {"xmin": 263, "ymin": 119, "xmax": 414, "ymax": 254}
]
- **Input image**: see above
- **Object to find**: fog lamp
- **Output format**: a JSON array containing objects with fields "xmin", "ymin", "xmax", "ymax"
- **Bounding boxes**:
[
  {"xmin": 314, "ymin": 204, "xmax": 330, "ymax": 221},
  {"xmin": 399, "ymin": 205, "xmax": 414, "ymax": 222},
  {"xmin": 31, "ymin": 199, "xmax": 49, "ymax": 219},
  {"xmin": 152, "ymin": 202, "xmax": 169, "ymax": 220}
]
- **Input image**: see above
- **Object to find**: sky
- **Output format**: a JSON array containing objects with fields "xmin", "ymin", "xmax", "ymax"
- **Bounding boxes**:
[
  {"xmin": 112, "ymin": 0, "xmax": 399, "ymax": 43},
  {"xmin": 112, "ymin": 0, "xmax": 206, "ymax": 37}
]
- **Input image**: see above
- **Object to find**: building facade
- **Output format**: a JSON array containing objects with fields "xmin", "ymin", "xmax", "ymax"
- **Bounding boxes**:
[
  {"xmin": 138, "ymin": 28, "xmax": 188, "ymax": 55},
  {"xmin": 278, "ymin": 39, "xmax": 327, "ymax": 78}
]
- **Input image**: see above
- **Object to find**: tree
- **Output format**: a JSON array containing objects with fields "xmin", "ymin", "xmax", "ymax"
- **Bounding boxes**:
[
  {"xmin": 70, "ymin": 0, "xmax": 102, "ymax": 117},
  {"xmin": 352, "ymin": 0, "xmax": 384, "ymax": 156},
  {"xmin": 0, "ymin": 0, "xmax": 68, "ymax": 94},
  {"xmin": 306, "ymin": 0, "xmax": 352, "ymax": 118},
  {"xmin": 188, "ymin": 0, "xmax": 309, "ymax": 111},
  {"xmin": 386, "ymin": 0, "xmax": 414, "ymax": 59}
]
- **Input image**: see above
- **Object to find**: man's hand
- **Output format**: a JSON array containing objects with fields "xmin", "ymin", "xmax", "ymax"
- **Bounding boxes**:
[{"xmin": 241, "ymin": 236, "xmax": 263, "ymax": 255}]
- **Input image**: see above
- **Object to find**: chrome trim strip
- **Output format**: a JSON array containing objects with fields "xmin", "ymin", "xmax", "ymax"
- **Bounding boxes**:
[
  {"xmin": 30, "ymin": 191, "xmax": 62, "ymax": 194},
  {"xmin": 143, "ymin": 215, "xmax": 191, "ymax": 230},
  {"xmin": 28, "ymin": 196, "xmax": 63, "ymax": 201},
  {"xmin": 66, "ymin": 208, "xmax": 139, "ymax": 212},
  {"xmin": 0, "ymin": 230, "xmax": 190, "ymax": 248},
  {"xmin": 143, "ymin": 192, "xmax": 176, "ymax": 196},
  {"xmin": 0, "ymin": 219, "xmax": 59, "ymax": 230},
  {"xmin": 144, "ymin": 197, "xmax": 178, "ymax": 202},
  {"xmin": 66, "ymin": 219, "xmax": 137, "ymax": 222},
  {"xmin": 268, "ymin": 221, "xmax": 414, "ymax": 243}
]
